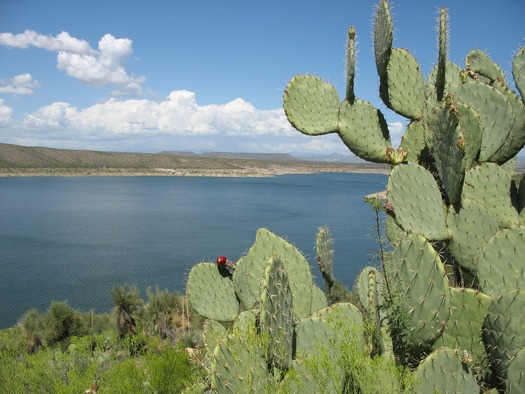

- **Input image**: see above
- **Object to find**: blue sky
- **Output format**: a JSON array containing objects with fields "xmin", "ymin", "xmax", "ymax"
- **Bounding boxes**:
[{"xmin": 0, "ymin": 0, "xmax": 524, "ymax": 155}]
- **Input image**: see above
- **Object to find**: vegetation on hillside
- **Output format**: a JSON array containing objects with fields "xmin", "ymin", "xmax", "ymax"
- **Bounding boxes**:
[{"xmin": 0, "ymin": 285, "xmax": 204, "ymax": 393}]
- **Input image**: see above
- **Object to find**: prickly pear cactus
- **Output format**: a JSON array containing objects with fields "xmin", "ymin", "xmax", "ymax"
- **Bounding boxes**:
[
  {"xmin": 283, "ymin": 0, "xmax": 525, "ymax": 391},
  {"xmin": 186, "ymin": 228, "xmax": 370, "ymax": 392}
]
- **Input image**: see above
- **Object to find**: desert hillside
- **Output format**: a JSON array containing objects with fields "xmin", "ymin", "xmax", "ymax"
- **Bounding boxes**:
[{"xmin": 0, "ymin": 143, "xmax": 390, "ymax": 176}]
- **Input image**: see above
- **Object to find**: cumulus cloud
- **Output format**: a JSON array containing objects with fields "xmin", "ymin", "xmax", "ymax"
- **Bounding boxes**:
[
  {"xmin": 0, "ymin": 30, "xmax": 144, "ymax": 95},
  {"xmin": 0, "ymin": 90, "xmax": 300, "ymax": 151},
  {"xmin": 0, "ymin": 73, "xmax": 40, "ymax": 95},
  {"xmin": 0, "ymin": 30, "xmax": 94, "ymax": 54},
  {"xmin": 20, "ymin": 90, "xmax": 294, "ymax": 138}
]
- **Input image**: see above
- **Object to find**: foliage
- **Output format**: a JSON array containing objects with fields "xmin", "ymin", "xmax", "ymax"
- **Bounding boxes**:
[
  {"xmin": 0, "ymin": 328, "xmax": 198, "ymax": 393},
  {"xmin": 110, "ymin": 283, "xmax": 143, "ymax": 337}
]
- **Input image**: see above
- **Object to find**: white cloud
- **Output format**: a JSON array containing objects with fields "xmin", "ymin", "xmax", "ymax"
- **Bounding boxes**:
[
  {"xmin": 388, "ymin": 121, "xmax": 405, "ymax": 147},
  {"xmin": 0, "ymin": 90, "xmax": 300, "ymax": 151},
  {"xmin": 18, "ymin": 90, "xmax": 294, "ymax": 138},
  {"xmin": 0, "ymin": 99, "xmax": 13, "ymax": 124},
  {"xmin": 0, "ymin": 30, "xmax": 94, "ymax": 54},
  {"xmin": 0, "ymin": 30, "xmax": 144, "ymax": 95},
  {"xmin": 0, "ymin": 73, "xmax": 40, "ymax": 95}
]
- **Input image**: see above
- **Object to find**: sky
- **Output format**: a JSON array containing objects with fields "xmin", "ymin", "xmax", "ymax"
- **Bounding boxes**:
[{"xmin": 0, "ymin": 0, "xmax": 524, "ymax": 155}]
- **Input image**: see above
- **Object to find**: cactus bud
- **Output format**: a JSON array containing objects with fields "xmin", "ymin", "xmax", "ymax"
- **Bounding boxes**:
[
  {"xmin": 348, "ymin": 26, "xmax": 356, "ymax": 40},
  {"xmin": 386, "ymin": 147, "xmax": 408, "ymax": 165}
]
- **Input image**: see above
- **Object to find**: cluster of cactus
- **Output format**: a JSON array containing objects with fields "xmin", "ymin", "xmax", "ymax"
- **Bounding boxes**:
[
  {"xmin": 186, "ymin": 228, "xmax": 377, "ymax": 393},
  {"xmin": 283, "ymin": 0, "xmax": 525, "ymax": 392}
]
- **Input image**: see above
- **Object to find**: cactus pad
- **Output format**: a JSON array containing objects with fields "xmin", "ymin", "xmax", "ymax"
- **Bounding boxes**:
[
  {"xmin": 382, "ymin": 48, "xmax": 426, "ymax": 119},
  {"xmin": 187, "ymin": 262, "xmax": 239, "ymax": 322},
  {"xmin": 294, "ymin": 317, "xmax": 335, "ymax": 358},
  {"xmin": 483, "ymin": 290, "xmax": 525, "ymax": 382},
  {"xmin": 412, "ymin": 347, "xmax": 480, "ymax": 393},
  {"xmin": 447, "ymin": 198, "xmax": 499, "ymax": 272},
  {"xmin": 373, "ymin": 0, "xmax": 393, "ymax": 78},
  {"xmin": 316, "ymin": 225, "xmax": 334, "ymax": 291},
  {"xmin": 387, "ymin": 234, "xmax": 450, "ymax": 354},
  {"xmin": 456, "ymin": 81, "xmax": 514, "ymax": 162},
  {"xmin": 506, "ymin": 347, "xmax": 525, "ymax": 394},
  {"xmin": 338, "ymin": 99, "xmax": 391, "ymax": 163},
  {"xmin": 431, "ymin": 287, "xmax": 492, "ymax": 361},
  {"xmin": 260, "ymin": 256, "xmax": 294, "ymax": 369},
  {"xmin": 462, "ymin": 163, "xmax": 519, "ymax": 228},
  {"xmin": 388, "ymin": 162, "xmax": 449, "ymax": 240},
  {"xmin": 476, "ymin": 226, "xmax": 525, "ymax": 295},
  {"xmin": 513, "ymin": 46, "xmax": 525, "ymax": 100},
  {"xmin": 283, "ymin": 75, "xmax": 339, "ymax": 136},
  {"xmin": 234, "ymin": 229, "xmax": 316, "ymax": 320},
  {"xmin": 211, "ymin": 331, "xmax": 268, "ymax": 393},
  {"xmin": 466, "ymin": 49, "xmax": 507, "ymax": 84},
  {"xmin": 430, "ymin": 99, "xmax": 465, "ymax": 205}
]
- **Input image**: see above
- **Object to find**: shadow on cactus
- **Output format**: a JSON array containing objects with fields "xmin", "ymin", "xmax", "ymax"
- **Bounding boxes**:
[{"xmin": 283, "ymin": 0, "xmax": 524, "ymax": 392}]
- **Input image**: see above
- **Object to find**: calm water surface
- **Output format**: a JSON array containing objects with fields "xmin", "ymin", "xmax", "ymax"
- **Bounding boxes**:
[{"xmin": 0, "ymin": 173, "xmax": 386, "ymax": 328}]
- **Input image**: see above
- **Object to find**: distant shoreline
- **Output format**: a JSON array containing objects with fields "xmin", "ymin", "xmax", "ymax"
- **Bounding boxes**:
[{"xmin": 0, "ymin": 165, "xmax": 391, "ymax": 178}]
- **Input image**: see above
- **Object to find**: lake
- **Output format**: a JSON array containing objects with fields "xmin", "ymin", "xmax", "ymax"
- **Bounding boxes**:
[{"xmin": 0, "ymin": 173, "xmax": 387, "ymax": 328}]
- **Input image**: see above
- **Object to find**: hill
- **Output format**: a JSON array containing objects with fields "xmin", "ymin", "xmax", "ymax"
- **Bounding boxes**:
[{"xmin": 0, "ymin": 143, "xmax": 390, "ymax": 176}]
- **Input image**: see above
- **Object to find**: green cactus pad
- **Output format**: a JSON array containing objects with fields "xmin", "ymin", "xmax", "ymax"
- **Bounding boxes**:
[
  {"xmin": 283, "ymin": 75, "xmax": 339, "ymax": 136},
  {"xmin": 294, "ymin": 317, "xmax": 335, "ymax": 358},
  {"xmin": 490, "ymin": 79, "xmax": 525, "ymax": 164},
  {"xmin": 382, "ymin": 48, "xmax": 426, "ymax": 119},
  {"xmin": 310, "ymin": 284, "xmax": 328, "ymax": 313},
  {"xmin": 431, "ymin": 287, "xmax": 492, "ymax": 361},
  {"xmin": 506, "ymin": 347, "xmax": 525, "ymax": 394},
  {"xmin": 203, "ymin": 319, "xmax": 227, "ymax": 357},
  {"xmin": 447, "ymin": 198, "xmax": 499, "ymax": 272},
  {"xmin": 233, "ymin": 228, "xmax": 315, "ymax": 320},
  {"xmin": 211, "ymin": 331, "xmax": 268, "ymax": 393},
  {"xmin": 279, "ymin": 360, "xmax": 320, "ymax": 394},
  {"xmin": 373, "ymin": 0, "xmax": 393, "ymax": 78},
  {"xmin": 388, "ymin": 162, "xmax": 449, "ymax": 240},
  {"xmin": 337, "ymin": 99, "xmax": 391, "ymax": 163},
  {"xmin": 346, "ymin": 26, "xmax": 356, "ymax": 102},
  {"xmin": 430, "ymin": 99, "xmax": 465, "ymax": 205},
  {"xmin": 356, "ymin": 266, "xmax": 383, "ymax": 317},
  {"xmin": 513, "ymin": 46, "xmax": 525, "ymax": 100},
  {"xmin": 456, "ymin": 81, "xmax": 514, "ymax": 162},
  {"xmin": 187, "ymin": 262, "xmax": 239, "ymax": 322},
  {"xmin": 435, "ymin": 8, "xmax": 448, "ymax": 101},
  {"xmin": 462, "ymin": 163, "xmax": 519, "ymax": 228},
  {"xmin": 312, "ymin": 302, "xmax": 363, "ymax": 330},
  {"xmin": 387, "ymin": 234, "xmax": 450, "ymax": 355},
  {"xmin": 260, "ymin": 256, "xmax": 294, "ymax": 369},
  {"xmin": 232, "ymin": 310, "xmax": 258, "ymax": 332},
  {"xmin": 483, "ymin": 290, "xmax": 525, "ymax": 381},
  {"xmin": 476, "ymin": 226, "xmax": 525, "ymax": 295},
  {"xmin": 412, "ymin": 347, "xmax": 480, "ymax": 393},
  {"xmin": 456, "ymin": 102, "xmax": 483, "ymax": 169},
  {"xmin": 399, "ymin": 119, "xmax": 428, "ymax": 163},
  {"xmin": 316, "ymin": 225, "xmax": 334, "ymax": 290},
  {"xmin": 466, "ymin": 49, "xmax": 507, "ymax": 84}
]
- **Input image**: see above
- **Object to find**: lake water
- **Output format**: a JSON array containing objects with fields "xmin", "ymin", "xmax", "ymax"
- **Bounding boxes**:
[{"xmin": 0, "ymin": 173, "xmax": 387, "ymax": 328}]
